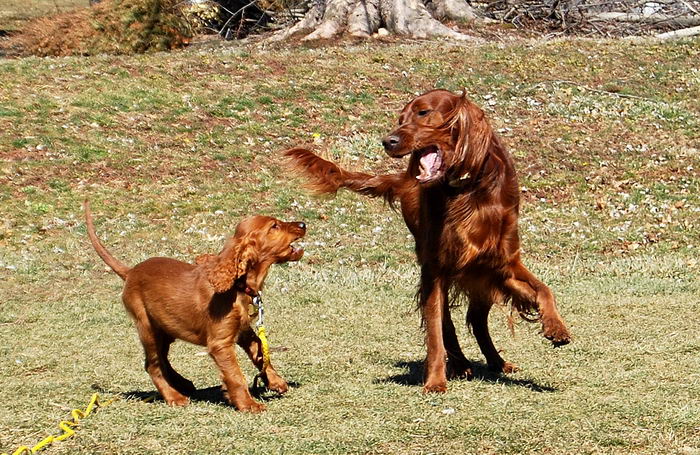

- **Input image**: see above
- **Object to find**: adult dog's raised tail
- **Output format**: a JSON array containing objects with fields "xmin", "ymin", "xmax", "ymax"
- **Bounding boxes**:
[
  {"xmin": 84, "ymin": 200, "xmax": 130, "ymax": 280},
  {"xmin": 283, "ymin": 147, "xmax": 407, "ymax": 206}
]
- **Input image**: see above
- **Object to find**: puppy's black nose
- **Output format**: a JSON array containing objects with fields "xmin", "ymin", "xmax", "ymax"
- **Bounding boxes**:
[
  {"xmin": 297, "ymin": 222, "xmax": 306, "ymax": 230},
  {"xmin": 382, "ymin": 135, "xmax": 400, "ymax": 150}
]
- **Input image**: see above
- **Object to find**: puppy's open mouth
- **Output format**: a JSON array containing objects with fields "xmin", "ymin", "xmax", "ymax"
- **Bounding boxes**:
[
  {"xmin": 289, "ymin": 239, "xmax": 304, "ymax": 259},
  {"xmin": 415, "ymin": 146, "xmax": 444, "ymax": 183}
]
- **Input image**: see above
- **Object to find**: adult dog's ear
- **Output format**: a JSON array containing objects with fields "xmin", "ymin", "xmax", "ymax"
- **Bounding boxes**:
[
  {"xmin": 203, "ymin": 235, "xmax": 259, "ymax": 293},
  {"xmin": 445, "ymin": 93, "xmax": 494, "ymax": 184}
]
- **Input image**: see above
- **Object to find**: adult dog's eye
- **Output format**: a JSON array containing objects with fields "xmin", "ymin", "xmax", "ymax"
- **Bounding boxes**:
[
  {"xmin": 270, "ymin": 223, "xmax": 279, "ymax": 230},
  {"xmin": 417, "ymin": 109, "xmax": 430, "ymax": 117}
]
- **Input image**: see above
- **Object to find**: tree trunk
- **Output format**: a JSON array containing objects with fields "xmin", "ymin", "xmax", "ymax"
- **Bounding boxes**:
[{"xmin": 271, "ymin": 0, "xmax": 480, "ymax": 40}]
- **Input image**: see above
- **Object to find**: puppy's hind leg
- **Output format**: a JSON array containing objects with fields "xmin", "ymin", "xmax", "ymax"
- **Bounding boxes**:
[
  {"xmin": 135, "ymin": 321, "xmax": 190, "ymax": 406},
  {"xmin": 156, "ymin": 333, "xmax": 196, "ymax": 395}
]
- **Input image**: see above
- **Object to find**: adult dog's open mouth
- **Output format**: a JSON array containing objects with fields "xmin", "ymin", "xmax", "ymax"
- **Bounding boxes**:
[{"xmin": 415, "ymin": 145, "xmax": 444, "ymax": 183}]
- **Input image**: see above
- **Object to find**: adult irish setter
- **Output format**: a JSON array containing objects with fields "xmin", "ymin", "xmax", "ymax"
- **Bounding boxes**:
[
  {"xmin": 285, "ymin": 89, "xmax": 571, "ymax": 393},
  {"xmin": 85, "ymin": 200, "xmax": 306, "ymax": 411}
]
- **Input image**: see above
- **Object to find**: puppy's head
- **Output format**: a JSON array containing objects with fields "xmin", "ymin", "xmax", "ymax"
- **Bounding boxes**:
[
  {"xmin": 203, "ymin": 215, "xmax": 306, "ymax": 293},
  {"xmin": 234, "ymin": 215, "xmax": 306, "ymax": 265}
]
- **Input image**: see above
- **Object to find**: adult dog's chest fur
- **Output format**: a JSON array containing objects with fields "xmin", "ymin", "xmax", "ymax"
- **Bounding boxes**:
[{"xmin": 414, "ymin": 186, "xmax": 504, "ymax": 270}]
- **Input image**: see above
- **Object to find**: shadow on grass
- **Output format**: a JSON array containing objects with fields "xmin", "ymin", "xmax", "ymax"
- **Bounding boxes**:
[
  {"xmin": 376, "ymin": 360, "xmax": 558, "ymax": 393},
  {"xmin": 93, "ymin": 381, "xmax": 300, "ymax": 407}
]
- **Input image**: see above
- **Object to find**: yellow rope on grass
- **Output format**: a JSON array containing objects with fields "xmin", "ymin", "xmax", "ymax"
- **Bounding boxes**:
[{"xmin": 2, "ymin": 393, "xmax": 115, "ymax": 455}]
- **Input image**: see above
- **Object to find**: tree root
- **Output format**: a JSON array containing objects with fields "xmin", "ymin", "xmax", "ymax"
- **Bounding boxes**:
[{"xmin": 270, "ymin": 0, "xmax": 480, "ymax": 41}]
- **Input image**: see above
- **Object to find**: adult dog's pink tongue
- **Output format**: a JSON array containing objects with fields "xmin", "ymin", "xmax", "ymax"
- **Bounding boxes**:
[{"xmin": 418, "ymin": 151, "xmax": 440, "ymax": 180}]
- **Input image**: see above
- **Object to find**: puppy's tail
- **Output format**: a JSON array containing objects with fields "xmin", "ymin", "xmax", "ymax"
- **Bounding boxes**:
[
  {"xmin": 84, "ymin": 200, "xmax": 130, "ymax": 280},
  {"xmin": 283, "ymin": 147, "xmax": 405, "ymax": 207}
]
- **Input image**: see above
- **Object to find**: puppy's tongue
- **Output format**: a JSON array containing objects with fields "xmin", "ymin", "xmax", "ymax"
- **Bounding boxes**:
[
  {"xmin": 418, "ymin": 149, "xmax": 441, "ymax": 181},
  {"xmin": 290, "ymin": 244, "xmax": 304, "ymax": 257}
]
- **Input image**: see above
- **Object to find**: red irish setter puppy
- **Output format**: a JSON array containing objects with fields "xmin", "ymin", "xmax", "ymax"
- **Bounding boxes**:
[
  {"xmin": 85, "ymin": 200, "xmax": 306, "ymax": 411},
  {"xmin": 285, "ymin": 89, "xmax": 571, "ymax": 393}
]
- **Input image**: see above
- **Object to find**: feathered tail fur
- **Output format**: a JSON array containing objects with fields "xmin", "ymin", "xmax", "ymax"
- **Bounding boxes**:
[
  {"xmin": 84, "ymin": 200, "xmax": 130, "ymax": 280},
  {"xmin": 283, "ymin": 147, "xmax": 407, "ymax": 207}
]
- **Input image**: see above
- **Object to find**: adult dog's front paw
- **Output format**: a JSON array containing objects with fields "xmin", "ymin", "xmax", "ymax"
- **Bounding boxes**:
[
  {"xmin": 542, "ymin": 320, "xmax": 572, "ymax": 347},
  {"xmin": 446, "ymin": 360, "xmax": 473, "ymax": 380}
]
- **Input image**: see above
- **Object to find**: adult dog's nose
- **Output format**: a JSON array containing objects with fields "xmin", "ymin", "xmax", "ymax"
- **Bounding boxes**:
[{"xmin": 382, "ymin": 135, "xmax": 400, "ymax": 151}]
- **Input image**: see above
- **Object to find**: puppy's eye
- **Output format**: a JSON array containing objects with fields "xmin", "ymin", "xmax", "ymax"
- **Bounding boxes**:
[{"xmin": 417, "ymin": 109, "xmax": 430, "ymax": 117}]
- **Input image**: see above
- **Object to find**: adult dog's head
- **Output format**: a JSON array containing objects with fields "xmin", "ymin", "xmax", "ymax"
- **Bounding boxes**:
[{"xmin": 382, "ymin": 89, "xmax": 499, "ymax": 187}]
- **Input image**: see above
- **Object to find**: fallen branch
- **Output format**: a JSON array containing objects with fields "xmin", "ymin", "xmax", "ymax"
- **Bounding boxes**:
[
  {"xmin": 656, "ymin": 24, "xmax": 700, "ymax": 38},
  {"xmin": 586, "ymin": 11, "xmax": 700, "ymax": 26}
]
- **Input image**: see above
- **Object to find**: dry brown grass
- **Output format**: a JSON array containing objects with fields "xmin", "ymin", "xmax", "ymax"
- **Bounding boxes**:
[
  {"xmin": 0, "ymin": 0, "xmax": 85, "ymax": 32},
  {"xmin": 9, "ymin": 0, "xmax": 191, "ymax": 57}
]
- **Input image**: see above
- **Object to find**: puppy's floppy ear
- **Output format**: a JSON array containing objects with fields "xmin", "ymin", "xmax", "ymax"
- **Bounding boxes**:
[
  {"xmin": 203, "ymin": 234, "xmax": 259, "ymax": 293},
  {"xmin": 234, "ymin": 235, "xmax": 259, "ymax": 280}
]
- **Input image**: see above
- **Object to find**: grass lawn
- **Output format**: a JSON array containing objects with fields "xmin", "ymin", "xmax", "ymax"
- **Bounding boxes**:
[{"xmin": 1, "ymin": 35, "xmax": 699, "ymax": 454}]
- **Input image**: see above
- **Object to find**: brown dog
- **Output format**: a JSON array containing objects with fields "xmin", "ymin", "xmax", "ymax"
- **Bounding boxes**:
[
  {"xmin": 286, "ymin": 89, "xmax": 570, "ymax": 393},
  {"xmin": 85, "ymin": 201, "xmax": 306, "ymax": 412}
]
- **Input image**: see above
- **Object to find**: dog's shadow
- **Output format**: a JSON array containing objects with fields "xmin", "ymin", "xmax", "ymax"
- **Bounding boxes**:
[
  {"xmin": 376, "ymin": 360, "xmax": 558, "ymax": 393},
  {"xmin": 94, "ymin": 381, "xmax": 300, "ymax": 407}
]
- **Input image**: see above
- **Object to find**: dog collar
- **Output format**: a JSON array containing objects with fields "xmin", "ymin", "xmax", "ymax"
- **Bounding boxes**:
[
  {"xmin": 235, "ymin": 280, "xmax": 259, "ymax": 297},
  {"xmin": 447, "ymin": 171, "xmax": 471, "ymax": 188}
]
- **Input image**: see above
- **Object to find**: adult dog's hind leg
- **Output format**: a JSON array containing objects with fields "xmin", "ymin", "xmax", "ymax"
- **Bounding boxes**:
[
  {"xmin": 466, "ymin": 297, "xmax": 518, "ymax": 374},
  {"xmin": 504, "ymin": 261, "xmax": 571, "ymax": 346},
  {"xmin": 442, "ymin": 300, "xmax": 473, "ymax": 380},
  {"xmin": 237, "ymin": 327, "xmax": 288, "ymax": 394}
]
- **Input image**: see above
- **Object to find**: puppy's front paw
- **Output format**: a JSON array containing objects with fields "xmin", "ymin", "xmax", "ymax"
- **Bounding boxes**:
[
  {"xmin": 423, "ymin": 380, "xmax": 447, "ymax": 394},
  {"xmin": 501, "ymin": 361, "xmax": 520, "ymax": 374},
  {"xmin": 488, "ymin": 360, "xmax": 519, "ymax": 374},
  {"xmin": 238, "ymin": 400, "xmax": 266, "ymax": 413},
  {"xmin": 166, "ymin": 395, "xmax": 190, "ymax": 407},
  {"xmin": 447, "ymin": 360, "xmax": 473, "ymax": 380},
  {"xmin": 264, "ymin": 371, "xmax": 289, "ymax": 395},
  {"xmin": 268, "ymin": 379, "xmax": 288, "ymax": 395}
]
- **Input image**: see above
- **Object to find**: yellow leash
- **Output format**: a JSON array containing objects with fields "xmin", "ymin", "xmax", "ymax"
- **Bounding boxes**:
[
  {"xmin": 251, "ymin": 292, "xmax": 272, "ymax": 390},
  {"xmin": 2, "ymin": 393, "xmax": 115, "ymax": 455},
  {"xmin": 257, "ymin": 325, "xmax": 271, "ymax": 373}
]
